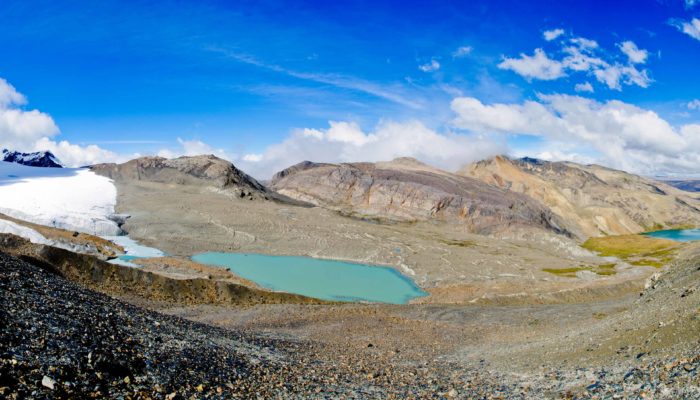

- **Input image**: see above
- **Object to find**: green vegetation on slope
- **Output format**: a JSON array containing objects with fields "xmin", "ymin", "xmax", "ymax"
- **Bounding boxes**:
[
  {"xmin": 582, "ymin": 235, "xmax": 681, "ymax": 268},
  {"xmin": 543, "ymin": 263, "xmax": 617, "ymax": 278}
]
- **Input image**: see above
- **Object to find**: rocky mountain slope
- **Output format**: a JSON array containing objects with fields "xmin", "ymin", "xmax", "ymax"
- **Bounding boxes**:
[
  {"xmin": 92, "ymin": 155, "xmax": 273, "ymax": 200},
  {"xmin": 460, "ymin": 156, "xmax": 700, "ymax": 239},
  {"xmin": 269, "ymin": 157, "xmax": 568, "ymax": 236},
  {"xmin": 1, "ymin": 149, "xmax": 63, "ymax": 168}
]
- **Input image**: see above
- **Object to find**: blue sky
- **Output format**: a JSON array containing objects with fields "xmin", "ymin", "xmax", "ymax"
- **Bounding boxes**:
[{"xmin": 1, "ymin": 0, "xmax": 700, "ymax": 177}]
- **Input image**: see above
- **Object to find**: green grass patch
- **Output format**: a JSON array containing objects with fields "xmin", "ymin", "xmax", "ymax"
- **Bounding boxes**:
[
  {"xmin": 440, "ymin": 239, "xmax": 477, "ymax": 248},
  {"xmin": 543, "ymin": 263, "xmax": 618, "ymax": 278},
  {"xmin": 582, "ymin": 234, "xmax": 681, "ymax": 268}
]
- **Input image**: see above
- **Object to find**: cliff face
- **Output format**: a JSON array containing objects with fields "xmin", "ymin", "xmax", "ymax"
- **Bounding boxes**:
[
  {"xmin": 92, "ymin": 155, "xmax": 270, "ymax": 200},
  {"xmin": 460, "ymin": 156, "xmax": 700, "ymax": 239},
  {"xmin": 270, "ymin": 158, "xmax": 569, "ymax": 236}
]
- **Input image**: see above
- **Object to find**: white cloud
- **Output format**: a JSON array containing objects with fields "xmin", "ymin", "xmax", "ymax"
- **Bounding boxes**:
[
  {"xmin": 673, "ymin": 18, "xmax": 700, "ymax": 40},
  {"xmin": 450, "ymin": 94, "xmax": 700, "ymax": 175},
  {"xmin": 418, "ymin": 59, "xmax": 441, "ymax": 72},
  {"xmin": 688, "ymin": 100, "xmax": 700, "ymax": 110},
  {"xmin": 452, "ymin": 46, "xmax": 473, "ymax": 58},
  {"xmin": 687, "ymin": 0, "xmax": 699, "ymax": 9},
  {"xmin": 0, "ymin": 77, "xmax": 119, "ymax": 167},
  {"xmin": 574, "ymin": 82, "xmax": 594, "ymax": 93},
  {"xmin": 157, "ymin": 138, "xmax": 228, "ymax": 159},
  {"xmin": 33, "ymin": 137, "xmax": 119, "ymax": 167},
  {"xmin": 500, "ymin": 34, "xmax": 652, "ymax": 90},
  {"xmin": 235, "ymin": 120, "xmax": 505, "ymax": 179},
  {"xmin": 543, "ymin": 28, "xmax": 565, "ymax": 41},
  {"xmin": 592, "ymin": 63, "xmax": 651, "ymax": 90},
  {"xmin": 0, "ymin": 79, "xmax": 27, "ymax": 108},
  {"xmin": 498, "ymin": 49, "xmax": 566, "ymax": 81},
  {"xmin": 619, "ymin": 41, "xmax": 648, "ymax": 64},
  {"xmin": 242, "ymin": 153, "xmax": 263, "ymax": 162},
  {"xmin": 570, "ymin": 37, "xmax": 599, "ymax": 50}
]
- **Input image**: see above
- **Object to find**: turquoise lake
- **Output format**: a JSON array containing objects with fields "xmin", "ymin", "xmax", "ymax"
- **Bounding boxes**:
[
  {"xmin": 644, "ymin": 229, "xmax": 700, "ymax": 242},
  {"xmin": 191, "ymin": 252, "xmax": 427, "ymax": 304}
]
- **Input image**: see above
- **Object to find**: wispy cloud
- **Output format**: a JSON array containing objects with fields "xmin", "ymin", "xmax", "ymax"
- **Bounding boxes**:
[
  {"xmin": 208, "ymin": 47, "xmax": 424, "ymax": 110},
  {"xmin": 543, "ymin": 28, "xmax": 564, "ymax": 41},
  {"xmin": 418, "ymin": 59, "xmax": 441, "ymax": 72},
  {"xmin": 452, "ymin": 46, "xmax": 473, "ymax": 58},
  {"xmin": 671, "ymin": 18, "xmax": 700, "ymax": 41}
]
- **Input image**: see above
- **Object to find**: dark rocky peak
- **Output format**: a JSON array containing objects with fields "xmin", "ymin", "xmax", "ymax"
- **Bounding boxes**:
[{"xmin": 1, "ymin": 149, "xmax": 63, "ymax": 168}]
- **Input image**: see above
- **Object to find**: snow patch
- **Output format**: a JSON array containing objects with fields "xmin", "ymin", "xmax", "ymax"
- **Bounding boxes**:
[
  {"xmin": 0, "ymin": 219, "xmax": 52, "ymax": 245},
  {"xmin": 0, "ymin": 218, "xmax": 102, "ymax": 254},
  {"xmin": 0, "ymin": 161, "xmax": 121, "ymax": 235}
]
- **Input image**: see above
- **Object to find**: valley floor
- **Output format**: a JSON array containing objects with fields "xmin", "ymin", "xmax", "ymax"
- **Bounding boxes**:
[{"xmin": 116, "ymin": 180, "xmax": 653, "ymax": 305}]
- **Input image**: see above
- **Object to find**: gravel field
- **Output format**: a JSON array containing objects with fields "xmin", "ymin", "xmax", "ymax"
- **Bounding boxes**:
[{"xmin": 3, "ymin": 250, "xmax": 700, "ymax": 399}]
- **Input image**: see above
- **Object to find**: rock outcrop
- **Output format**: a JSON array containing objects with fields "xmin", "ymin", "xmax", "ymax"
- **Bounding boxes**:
[
  {"xmin": 1, "ymin": 149, "xmax": 63, "ymax": 168},
  {"xmin": 460, "ymin": 156, "xmax": 700, "ymax": 239},
  {"xmin": 270, "ymin": 158, "xmax": 569, "ymax": 236},
  {"xmin": 92, "ymin": 155, "xmax": 271, "ymax": 200}
]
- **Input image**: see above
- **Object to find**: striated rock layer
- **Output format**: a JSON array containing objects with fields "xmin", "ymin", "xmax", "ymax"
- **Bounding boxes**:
[
  {"xmin": 460, "ymin": 156, "xmax": 700, "ymax": 239},
  {"xmin": 270, "ymin": 157, "xmax": 569, "ymax": 236}
]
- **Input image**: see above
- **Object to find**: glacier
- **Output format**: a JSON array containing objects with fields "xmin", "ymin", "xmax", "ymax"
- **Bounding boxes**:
[{"xmin": 0, "ymin": 161, "xmax": 121, "ymax": 235}]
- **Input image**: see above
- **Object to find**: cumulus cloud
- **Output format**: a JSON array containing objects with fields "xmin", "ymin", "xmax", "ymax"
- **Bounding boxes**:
[
  {"xmin": 499, "ymin": 33, "xmax": 652, "ymax": 90},
  {"xmin": 235, "ymin": 120, "xmax": 505, "ymax": 179},
  {"xmin": 498, "ymin": 49, "xmax": 565, "ymax": 80},
  {"xmin": 418, "ymin": 59, "xmax": 440, "ymax": 72},
  {"xmin": 688, "ymin": 100, "xmax": 700, "ymax": 110},
  {"xmin": 574, "ymin": 82, "xmax": 594, "ymax": 93},
  {"xmin": 672, "ymin": 18, "xmax": 700, "ymax": 40},
  {"xmin": 452, "ymin": 46, "xmax": 473, "ymax": 58},
  {"xmin": 450, "ymin": 94, "xmax": 700, "ymax": 175},
  {"xmin": 0, "ymin": 77, "xmax": 118, "ymax": 166},
  {"xmin": 543, "ymin": 28, "xmax": 565, "ymax": 41},
  {"xmin": 157, "ymin": 138, "xmax": 228, "ymax": 159}
]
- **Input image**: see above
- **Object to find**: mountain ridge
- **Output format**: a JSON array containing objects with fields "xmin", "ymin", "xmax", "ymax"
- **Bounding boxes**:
[
  {"xmin": 270, "ymin": 157, "xmax": 570, "ymax": 236},
  {"xmin": 1, "ymin": 149, "xmax": 63, "ymax": 168},
  {"xmin": 459, "ymin": 155, "xmax": 700, "ymax": 239}
]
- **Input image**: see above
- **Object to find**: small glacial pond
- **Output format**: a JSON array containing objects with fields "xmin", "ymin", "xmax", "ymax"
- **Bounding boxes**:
[
  {"xmin": 191, "ymin": 252, "xmax": 427, "ymax": 304},
  {"xmin": 644, "ymin": 229, "xmax": 700, "ymax": 242},
  {"xmin": 102, "ymin": 235, "xmax": 165, "ymax": 267}
]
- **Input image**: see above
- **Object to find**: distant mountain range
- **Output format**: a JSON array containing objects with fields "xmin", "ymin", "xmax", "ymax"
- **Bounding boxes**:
[
  {"xmin": 1, "ymin": 149, "xmax": 63, "ymax": 168},
  {"xmin": 88, "ymin": 153, "xmax": 700, "ymax": 240},
  {"xmin": 664, "ymin": 180, "xmax": 700, "ymax": 193}
]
